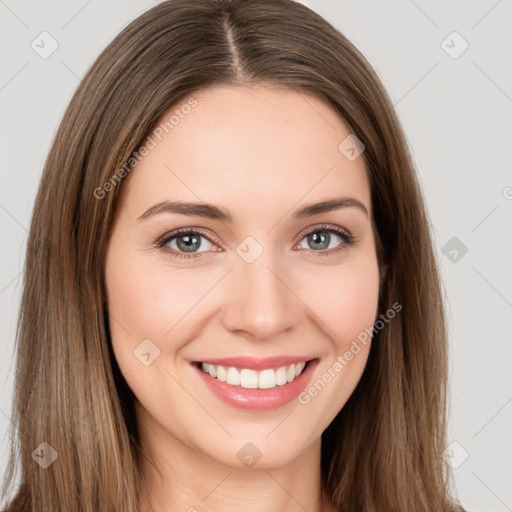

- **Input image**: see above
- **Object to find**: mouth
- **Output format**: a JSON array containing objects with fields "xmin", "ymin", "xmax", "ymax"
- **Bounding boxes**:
[
  {"xmin": 192, "ymin": 359, "xmax": 313, "ymax": 389},
  {"xmin": 190, "ymin": 357, "xmax": 319, "ymax": 410}
]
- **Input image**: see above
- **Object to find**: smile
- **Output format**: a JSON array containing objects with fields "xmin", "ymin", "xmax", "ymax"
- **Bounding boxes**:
[
  {"xmin": 191, "ymin": 356, "xmax": 319, "ymax": 410},
  {"xmin": 198, "ymin": 361, "xmax": 307, "ymax": 389}
]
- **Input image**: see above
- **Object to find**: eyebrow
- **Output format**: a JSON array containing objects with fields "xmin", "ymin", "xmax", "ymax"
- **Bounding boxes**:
[{"xmin": 137, "ymin": 196, "xmax": 369, "ymax": 222}]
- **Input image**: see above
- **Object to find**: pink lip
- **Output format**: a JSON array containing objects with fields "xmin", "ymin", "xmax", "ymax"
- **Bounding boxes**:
[
  {"xmin": 191, "ymin": 358, "xmax": 319, "ymax": 411},
  {"xmin": 194, "ymin": 355, "xmax": 312, "ymax": 371}
]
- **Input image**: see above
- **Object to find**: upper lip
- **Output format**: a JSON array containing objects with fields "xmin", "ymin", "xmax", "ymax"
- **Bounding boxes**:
[{"xmin": 193, "ymin": 356, "xmax": 316, "ymax": 371}]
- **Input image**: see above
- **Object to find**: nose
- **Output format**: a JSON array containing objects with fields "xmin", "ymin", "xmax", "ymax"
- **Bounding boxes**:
[{"xmin": 220, "ymin": 254, "xmax": 302, "ymax": 342}]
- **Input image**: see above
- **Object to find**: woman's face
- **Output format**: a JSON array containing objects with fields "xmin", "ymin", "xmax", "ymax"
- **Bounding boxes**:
[{"xmin": 105, "ymin": 85, "xmax": 380, "ymax": 469}]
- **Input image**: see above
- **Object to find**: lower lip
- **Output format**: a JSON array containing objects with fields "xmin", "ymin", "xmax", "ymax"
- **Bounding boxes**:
[{"xmin": 192, "ymin": 359, "xmax": 319, "ymax": 411}]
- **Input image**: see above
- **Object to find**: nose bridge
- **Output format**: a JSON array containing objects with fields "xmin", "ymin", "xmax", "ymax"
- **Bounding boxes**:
[{"xmin": 220, "ymin": 244, "xmax": 300, "ymax": 340}]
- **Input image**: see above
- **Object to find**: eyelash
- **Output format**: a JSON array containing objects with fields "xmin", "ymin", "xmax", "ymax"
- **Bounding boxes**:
[{"xmin": 155, "ymin": 223, "xmax": 356, "ymax": 260}]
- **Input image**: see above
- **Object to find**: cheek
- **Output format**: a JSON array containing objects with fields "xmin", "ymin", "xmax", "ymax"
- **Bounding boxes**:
[
  {"xmin": 107, "ymin": 265, "xmax": 177, "ymax": 336},
  {"xmin": 104, "ymin": 248, "xmax": 222, "ymax": 364},
  {"xmin": 297, "ymin": 256, "xmax": 380, "ymax": 348},
  {"xmin": 104, "ymin": 244, "xmax": 174, "ymax": 372},
  {"xmin": 291, "ymin": 261, "xmax": 379, "ymax": 427},
  {"xmin": 104, "ymin": 249, "xmax": 207, "ymax": 423}
]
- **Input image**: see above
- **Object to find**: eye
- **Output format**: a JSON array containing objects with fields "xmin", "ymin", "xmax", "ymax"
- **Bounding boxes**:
[
  {"xmin": 156, "ymin": 228, "xmax": 220, "ymax": 260},
  {"xmin": 156, "ymin": 223, "xmax": 355, "ymax": 260},
  {"xmin": 295, "ymin": 223, "xmax": 355, "ymax": 256}
]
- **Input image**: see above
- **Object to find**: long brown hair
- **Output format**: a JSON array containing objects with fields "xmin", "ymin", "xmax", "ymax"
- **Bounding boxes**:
[{"xmin": 2, "ymin": 0, "xmax": 463, "ymax": 510}]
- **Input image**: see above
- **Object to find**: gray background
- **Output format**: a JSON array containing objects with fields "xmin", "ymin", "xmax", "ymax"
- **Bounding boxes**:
[{"xmin": 1, "ymin": 1, "xmax": 511, "ymax": 510}]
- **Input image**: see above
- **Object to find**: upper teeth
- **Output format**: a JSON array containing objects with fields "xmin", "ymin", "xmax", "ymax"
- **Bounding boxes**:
[{"xmin": 200, "ymin": 362, "xmax": 307, "ymax": 389}]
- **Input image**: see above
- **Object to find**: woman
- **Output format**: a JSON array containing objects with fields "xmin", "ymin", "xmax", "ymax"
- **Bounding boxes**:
[{"xmin": 1, "ymin": 0, "xmax": 465, "ymax": 510}]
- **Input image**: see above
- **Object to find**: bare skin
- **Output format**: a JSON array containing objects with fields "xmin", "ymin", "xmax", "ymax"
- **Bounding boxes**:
[{"xmin": 105, "ymin": 84, "xmax": 380, "ymax": 512}]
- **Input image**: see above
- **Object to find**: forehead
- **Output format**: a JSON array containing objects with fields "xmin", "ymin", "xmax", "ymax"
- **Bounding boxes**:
[{"xmin": 120, "ymin": 85, "xmax": 371, "ymax": 220}]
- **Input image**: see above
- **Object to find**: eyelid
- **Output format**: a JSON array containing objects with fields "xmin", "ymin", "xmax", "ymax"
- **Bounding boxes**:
[
  {"xmin": 295, "ymin": 222, "xmax": 352, "ymax": 242},
  {"xmin": 156, "ymin": 226, "xmax": 221, "ymax": 248}
]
